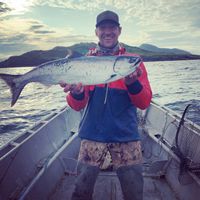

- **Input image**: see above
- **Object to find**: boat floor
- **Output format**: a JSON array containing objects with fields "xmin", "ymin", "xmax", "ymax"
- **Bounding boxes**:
[{"xmin": 49, "ymin": 171, "xmax": 178, "ymax": 200}]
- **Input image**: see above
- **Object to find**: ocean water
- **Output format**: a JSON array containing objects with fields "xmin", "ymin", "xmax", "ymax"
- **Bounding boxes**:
[
  {"xmin": 0, "ymin": 59, "xmax": 200, "ymax": 146},
  {"xmin": 146, "ymin": 59, "xmax": 200, "ymax": 125}
]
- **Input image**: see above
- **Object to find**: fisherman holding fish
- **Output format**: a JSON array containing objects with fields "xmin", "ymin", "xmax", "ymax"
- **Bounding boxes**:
[
  {"xmin": 60, "ymin": 10, "xmax": 152, "ymax": 200},
  {"xmin": 0, "ymin": 10, "xmax": 152, "ymax": 200}
]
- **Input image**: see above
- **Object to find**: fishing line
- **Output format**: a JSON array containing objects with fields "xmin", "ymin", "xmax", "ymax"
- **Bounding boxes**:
[
  {"xmin": 175, "ymin": 104, "xmax": 192, "ymax": 153},
  {"xmin": 172, "ymin": 104, "xmax": 200, "ymax": 184}
]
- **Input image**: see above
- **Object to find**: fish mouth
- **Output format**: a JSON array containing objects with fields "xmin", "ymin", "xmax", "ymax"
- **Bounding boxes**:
[{"xmin": 132, "ymin": 57, "xmax": 142, "ymax": 66}]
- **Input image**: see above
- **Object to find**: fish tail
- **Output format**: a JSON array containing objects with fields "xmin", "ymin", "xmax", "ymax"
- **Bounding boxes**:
[{"xmin": 0, "ymin": 73, "xmax": 26, "ymax": 106}]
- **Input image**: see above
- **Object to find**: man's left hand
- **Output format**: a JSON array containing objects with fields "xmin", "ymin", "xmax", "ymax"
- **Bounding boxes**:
[{"xmin": 124, "ymin": 67, "xmax": 142, "ymax": 85}]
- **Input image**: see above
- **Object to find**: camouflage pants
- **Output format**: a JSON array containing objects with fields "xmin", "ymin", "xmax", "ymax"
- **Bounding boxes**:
[{"xmin": 78, "ymin": 139, "xmax": 142, "ymax": 169}]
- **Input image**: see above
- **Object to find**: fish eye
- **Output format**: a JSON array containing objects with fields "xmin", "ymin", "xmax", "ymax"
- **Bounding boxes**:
[{"xmin": 128, "ymin": 57, "xmax": 136, "ymax": 63}]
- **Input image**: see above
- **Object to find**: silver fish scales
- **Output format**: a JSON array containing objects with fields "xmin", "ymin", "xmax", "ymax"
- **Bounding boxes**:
[{"xmin": 0, "ymin": 55, "xmax": 141, "ymax": 106}]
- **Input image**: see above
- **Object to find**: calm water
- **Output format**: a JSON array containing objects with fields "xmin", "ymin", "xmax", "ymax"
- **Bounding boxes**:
[{"xmin": 0, "ymin": 60, "xmax": 200, "ymax": 146}]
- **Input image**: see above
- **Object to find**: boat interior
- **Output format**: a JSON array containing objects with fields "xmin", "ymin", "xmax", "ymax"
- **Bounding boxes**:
[{"xmin": 0, "ymin": 102, "xmax": 200, "ymax": 200}]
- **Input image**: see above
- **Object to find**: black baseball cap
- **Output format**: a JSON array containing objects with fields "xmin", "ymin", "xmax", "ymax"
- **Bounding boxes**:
[{"xmin": 96, "ymin": 10, "xmax": 120, "ymax": 27}]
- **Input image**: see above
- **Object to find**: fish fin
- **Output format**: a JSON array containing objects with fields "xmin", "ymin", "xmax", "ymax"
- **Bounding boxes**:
[
  {"xmin": 0, "ymin": 73, "xmax": 26, "ymax": 107},
  {"xmin": 66, "ymin": 49, "xmax": 73, "ymax": 59},
  {"xmin": 105, "ymin": 74, "xmax": 117, "ymax": 83}
]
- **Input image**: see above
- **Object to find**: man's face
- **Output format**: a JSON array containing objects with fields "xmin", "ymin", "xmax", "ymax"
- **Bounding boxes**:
[{"xmin": 95, "ymin": 21, "xmax": 121, "ymax": 48}]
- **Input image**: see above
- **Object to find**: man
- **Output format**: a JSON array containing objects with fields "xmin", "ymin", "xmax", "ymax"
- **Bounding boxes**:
[{"xmin": 60, "ymin": 10, "xmax": 152, "ymax": 200}]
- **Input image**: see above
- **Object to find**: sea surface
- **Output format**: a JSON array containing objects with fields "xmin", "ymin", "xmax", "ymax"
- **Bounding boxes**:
[{"xmin": 0, "ymin": 59, "xmax": 200, "ymax": 146}]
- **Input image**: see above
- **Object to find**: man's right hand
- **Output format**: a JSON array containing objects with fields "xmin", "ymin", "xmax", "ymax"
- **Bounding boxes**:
[{"xmin": 59, "ymin": 81, "xmax": 84, "ymax": 95}]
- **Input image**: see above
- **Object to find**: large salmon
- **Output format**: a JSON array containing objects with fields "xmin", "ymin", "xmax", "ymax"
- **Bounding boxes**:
[{"xmin": 0, "ymin": 55, "xmax": 141, "ymax": 106}]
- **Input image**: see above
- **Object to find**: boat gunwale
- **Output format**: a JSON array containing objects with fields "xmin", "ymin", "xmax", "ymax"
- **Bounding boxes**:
[{"xmin": 0, "ymin": 106, "xmax": 69, "ymax": 160}]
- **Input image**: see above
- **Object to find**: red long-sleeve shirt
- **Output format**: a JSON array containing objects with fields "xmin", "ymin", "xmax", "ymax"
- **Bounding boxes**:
[{"xmin": 66, "ymin": 48, "xmax": 152, "ymax": 142}]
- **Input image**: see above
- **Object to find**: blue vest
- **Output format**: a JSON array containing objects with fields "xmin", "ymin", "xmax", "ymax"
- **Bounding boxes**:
[{"xmin": 78, "ymin": 86, "xmax": 140, "ymax": 142}]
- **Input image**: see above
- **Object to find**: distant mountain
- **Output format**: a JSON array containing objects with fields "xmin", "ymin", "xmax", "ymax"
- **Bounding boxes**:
[
  {"xmin": 0, "ymin": 47, "xmax": 82, "ymax": 68},
  {"xmin": 140, "ymin": 43, "xmax": 191, "ymax": 55},
  {"xmin": 0, "ymin": 42, "xmax": 200, "ymax": 68},
  {"xmin": 68, "ymin": 42, "xmax": 96, "ymax": 55}
]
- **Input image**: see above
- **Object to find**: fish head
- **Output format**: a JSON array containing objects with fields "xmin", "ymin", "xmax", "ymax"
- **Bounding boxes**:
[{"xmin": 113, "ymin": 55, "xmax": 142, "ymax": 76}]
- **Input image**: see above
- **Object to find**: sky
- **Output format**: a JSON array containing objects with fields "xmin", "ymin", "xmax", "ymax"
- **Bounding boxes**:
[{"xmin": 0, "ymin": 0, "xmax": 200, "ymax": 60}]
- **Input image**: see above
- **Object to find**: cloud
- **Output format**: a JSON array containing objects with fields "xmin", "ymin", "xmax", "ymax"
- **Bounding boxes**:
[
  {"xmin": 0, "ymin": 0, "xmax": 36, "ymax": 15},
  {"xmin": 0, "ymin": 42, "xmax": 36, "ymax": 54},
  {"xmin": 33, "ymin": 30, "xmax": 55, "ymax": 34},
  {"xmin": 2, "ymin": 0, "xmax": 200, "ymax": 27},
  {"xmin": 37, "ymin": 0, "xmax": 113, "ymax": 10},
  {"xmin": 2, "ymin": 1, "xmax": 200, "ymax": 32},
  {"xmin": 0, "ymin": 0, "xmax": 199, "ymax": 58},
  {"xmin": 0, "ymin": 2, "xmax": 12, "ymax": 14},
  {"xmin": 29, "ymin": 24, "xmax": 56, "ymax": 34},
  {"xmin": 29, "ymin": 24, "xmax": 44, "ymax": 30},
  {"xmin": 31, "ymin": 0, "xmax": 200, "ymax": 34},
  {"xmin": 0, "ymin": 16, "xmax": 95, "ymax": 59},
  {"xmin": 0, "ymin": 32, "xmax": 37, "ymax": 59}
]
